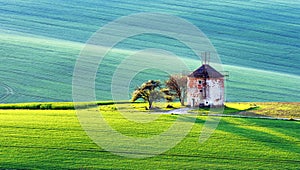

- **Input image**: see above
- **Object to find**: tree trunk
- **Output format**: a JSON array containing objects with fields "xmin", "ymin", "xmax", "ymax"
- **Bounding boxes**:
[
  {"xmin": 179, "ymin": 91, "xmax": 185, "ymax": 106},
  {"xmin": 180, "ymin": 98, "xmax": 185, "ymax": 106},
  {"xmin": 148, "ymin": 100, "xmax": 153, "ymax": 109}
]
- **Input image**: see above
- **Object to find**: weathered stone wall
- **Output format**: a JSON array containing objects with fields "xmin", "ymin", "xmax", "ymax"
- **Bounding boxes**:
[
  {"xmin": 187, "ymin": 77, "xmax": 224, "ymax": 107},
  {"xmin": 206, "ymin": 78, "xmax": 224, "ymax": 106}
]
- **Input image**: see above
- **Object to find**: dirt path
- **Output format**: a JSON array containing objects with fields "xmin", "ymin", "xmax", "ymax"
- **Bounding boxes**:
[{"xmin": 165, "ymin": 108, "xmax": 192, "ymax": 114}]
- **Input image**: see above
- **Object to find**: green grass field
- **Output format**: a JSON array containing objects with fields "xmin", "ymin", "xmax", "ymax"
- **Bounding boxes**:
[
  {"xmin": 0, "ymin": 102, "xmax": 299, "ymax": 169},
  {"xmin": 1, "ymin": 0, "xmax": 299, "ymax": 168}
]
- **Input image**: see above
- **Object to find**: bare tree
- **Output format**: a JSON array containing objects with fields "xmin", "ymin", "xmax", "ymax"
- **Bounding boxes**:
[{"xmin": 165, "ymin": 74, "xmax": 187, "ymax": 106}]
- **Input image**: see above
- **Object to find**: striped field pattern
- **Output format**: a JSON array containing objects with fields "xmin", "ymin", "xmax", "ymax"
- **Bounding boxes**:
[{"xmin": 0, "ymin": 0, "xmax": 299, "ymax": 102}]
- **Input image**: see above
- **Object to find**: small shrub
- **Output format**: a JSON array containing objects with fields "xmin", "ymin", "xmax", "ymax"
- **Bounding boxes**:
[
  {"xmin": 40, "ymin": 104, "xmax": 52, "ymax": 110},
  {"xmin": 288, "ymin": 117, "xmax": 295, "ymax": 121},
  {"xmin": 166, "ymin": 104, "xmax": 175, "ymax": 109}
]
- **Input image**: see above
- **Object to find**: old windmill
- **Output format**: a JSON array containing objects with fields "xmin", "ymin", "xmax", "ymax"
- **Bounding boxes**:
[{"xmin": 187, "ymin": 52, "xmax": 226, "ymax": 107}]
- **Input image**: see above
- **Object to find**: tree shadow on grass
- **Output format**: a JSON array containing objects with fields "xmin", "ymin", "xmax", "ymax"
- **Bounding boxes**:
[
  {"xmin": 219, "ymin": 118, "xmax": 300, "ymax": 155},
  {"xmin": 241, "ymin": 118, "xmax": 300, "ymax": 143}
]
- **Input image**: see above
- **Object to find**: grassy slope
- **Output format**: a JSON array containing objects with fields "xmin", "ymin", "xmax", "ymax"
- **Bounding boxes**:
[
  {"xmin": 249, "ymin": 102, "xmax": 300, "ymax": 118},
  {"xmin": 1, "ymin": 32, "xmax": 300, "ymax": 103},
  {"xmin": 1, "ymin": 0, "xmax": 300, "ymax": 103},
  {"xmin": 225, "ymin": 102, "xmax": 300, "ymax": 119},
  {"xmin": 0, "ymin": 103, "xmax": 299, "ymax": 169}
]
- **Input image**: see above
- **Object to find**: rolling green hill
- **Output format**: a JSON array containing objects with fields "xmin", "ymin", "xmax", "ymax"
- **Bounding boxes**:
[
  {"xmin": 1, "ymin": 32, "xmax": 300, "ymax": 103},
  {"xmin": 0, "ymin": 0, "xmax": 300, "ymax": 103},
  {"xmin": 1, "ymin": 1, "xmax": 299, "ymax": 169}
]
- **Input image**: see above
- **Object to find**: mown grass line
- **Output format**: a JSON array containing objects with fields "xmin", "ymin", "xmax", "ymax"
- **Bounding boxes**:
[{"xmin": 1, "ymin": 144, "xmax": 299, "ymax": 164}]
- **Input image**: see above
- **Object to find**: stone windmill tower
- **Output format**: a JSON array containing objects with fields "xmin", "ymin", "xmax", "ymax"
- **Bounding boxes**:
[{"xmin": 187, "ymin": 53, "xmax": 225, "ymax": 107}]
